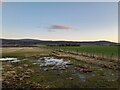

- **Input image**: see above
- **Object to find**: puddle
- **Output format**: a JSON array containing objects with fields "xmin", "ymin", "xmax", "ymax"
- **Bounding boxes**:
[
  {"xmin": 34, "ymin": 57, "xmax": 96, "ymax": 81},
  {"xmin": 0, "ymin": 58, "xmax": 20, "ymax": 62},
  {"xmin": 74, "ymin": 72, "xmax": 95, "ymax": 82},
  {"xmin": 37, "ymin": 57, "xmax": 71, "ymax": 70}
]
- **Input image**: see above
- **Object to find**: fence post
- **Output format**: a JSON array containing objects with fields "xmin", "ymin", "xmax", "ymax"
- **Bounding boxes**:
[
  {"xmin": 111, "ymin": 53, "xmax": 113, "ymax": 60},
  {"xmin": 77, "ymin": 49, "xmax": 78, "ymax": 55},
  {"xmin": 102, "ymin": 52, "xmax": 104, "ymax": 59}
]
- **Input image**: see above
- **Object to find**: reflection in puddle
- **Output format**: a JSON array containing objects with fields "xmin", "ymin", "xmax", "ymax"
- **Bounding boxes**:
[
  {"xmin": 74, "ymin": 72, "xmax": 95, "ymax": 82},
  {"xmin": 0, "ymin": 58, "xmax": 20, "ymax": 62},
  {"xmin": 38, "ymin": 57, "xmax": 71, "ymax": 70}
]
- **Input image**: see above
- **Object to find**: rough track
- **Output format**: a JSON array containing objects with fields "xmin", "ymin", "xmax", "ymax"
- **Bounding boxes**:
[{"xmin": 51, "ymin": 50, "xmax": 118, "ymax": 70}]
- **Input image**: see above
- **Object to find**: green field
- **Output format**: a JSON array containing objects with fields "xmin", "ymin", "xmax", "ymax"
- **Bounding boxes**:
[{"xmin": 49, "ymin": 46, "xmax": 119, "ymax": 59}]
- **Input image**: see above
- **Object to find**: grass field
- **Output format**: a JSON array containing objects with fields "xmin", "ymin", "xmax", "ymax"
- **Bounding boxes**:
[
  {"xmin": 1, "ymin": 47, "xmax": 51, "ymax": 58},
  {"xmin": 49, "ymin": 46, "xmax": 119, "ymax": 59},
  {"xmin": 1, "ymin": 46, "xmax": 119, "ymax": 88},
  {"xmin": 2, "ymin": 46, "xmax": 119, "ymax": 59}
]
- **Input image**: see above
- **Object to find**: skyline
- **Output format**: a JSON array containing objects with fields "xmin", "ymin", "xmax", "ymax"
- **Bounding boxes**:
[{"xmin": 2, "ymin": 2, "xmax": 118, "ymax": 42}]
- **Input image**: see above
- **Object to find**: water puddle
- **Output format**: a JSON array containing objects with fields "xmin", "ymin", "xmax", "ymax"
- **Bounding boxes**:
[
  {"xmin": 0, "ymin": 58, "xmax": 20, "ymax": 62},
  {"xmin": 74, "ymin": 72, "xmax": 95, "ymax": 82},
  {"xmin": 34, "ymin": 57, "xmax": 96, "ymax": 81},
  {"xmin": 37, "ymin": 57, "xmax": 71, "ymax": 70}
]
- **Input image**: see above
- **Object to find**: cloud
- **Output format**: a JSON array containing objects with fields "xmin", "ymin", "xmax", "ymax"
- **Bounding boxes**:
[{"xmin": 49, "ymin": 25, "xmax": 71, "ymax": 30}]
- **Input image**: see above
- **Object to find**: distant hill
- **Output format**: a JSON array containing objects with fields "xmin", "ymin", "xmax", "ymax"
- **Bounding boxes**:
[{"xmin": 0, "ymin": 39, "xmax": 119, "ymax": 47}]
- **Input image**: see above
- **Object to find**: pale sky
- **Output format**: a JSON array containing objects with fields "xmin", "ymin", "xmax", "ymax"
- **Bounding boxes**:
[
  {"xmin": 2, "ymin": 2, "xmax": 118, "ymax": 42},
  {"xmin": 2, "ymin": 0, "xmax": 120, "ymax": 2}
]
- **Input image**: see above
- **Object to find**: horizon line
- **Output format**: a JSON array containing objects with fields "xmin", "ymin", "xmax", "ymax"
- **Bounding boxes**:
[{"xmin": 0, "ymin": 38, "xmax": 118, "ymax": 43}]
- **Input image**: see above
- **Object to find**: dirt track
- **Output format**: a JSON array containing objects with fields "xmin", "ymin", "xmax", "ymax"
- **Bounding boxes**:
[{"xmin": 51, "ymin": 50, "xmax": 118, "ymax": 70}]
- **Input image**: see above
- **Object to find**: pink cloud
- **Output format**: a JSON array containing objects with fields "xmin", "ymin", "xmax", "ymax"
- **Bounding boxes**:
[{"xmin": 49, "ymin": 25, "xmax": 71, "ymax": 30}]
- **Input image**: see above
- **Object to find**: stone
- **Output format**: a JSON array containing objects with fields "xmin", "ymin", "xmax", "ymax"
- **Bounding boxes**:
[
  {"xmin": 41, "ymin": 58, "xmax": 45, "ymax": 60},
  {"xmin": 44, "ymin": 68, "xmax": 48, "ymax": 71},
  {"xmin": 25, "ymin": 71, "xmax": 30, "ymax": 75},
  {"xmin": 23, "ymin": 64, "xmax": 29, "ymax": 67},
  {"xmin": 23, "ymin": 75, "xmax": 30, "ymax": 78},
  {"xmin": 19, "ymin": 78, "xmax": 23, "ymax": 81},
  {"xmin": 17, "ymin": 66, "xmax": 23, "ymax": 69},
  {"xmin": 27, "ymin": 69, "xmax": 34, "ymax": 73},
  {"xmin": 69, "ymin": 77, "xmax": 73, "ymax": 80}
]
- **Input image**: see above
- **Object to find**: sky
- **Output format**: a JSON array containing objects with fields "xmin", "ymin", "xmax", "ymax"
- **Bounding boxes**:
[
  {"xmin": 2, "ymin": 2, "xmax": 118, "ymax": 42},
  {"xmin": 2, "ymin": 0, "xmax": 120, "ymax": 2},
  {"xmin": 0, "ymin": 1, "xmax": 2, "ymax": 38}
]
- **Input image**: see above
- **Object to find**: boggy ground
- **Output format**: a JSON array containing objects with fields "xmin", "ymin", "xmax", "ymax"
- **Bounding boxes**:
[{"xmin": 1, "ymin": 47, "xmax": 119, "ymax": 89}]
